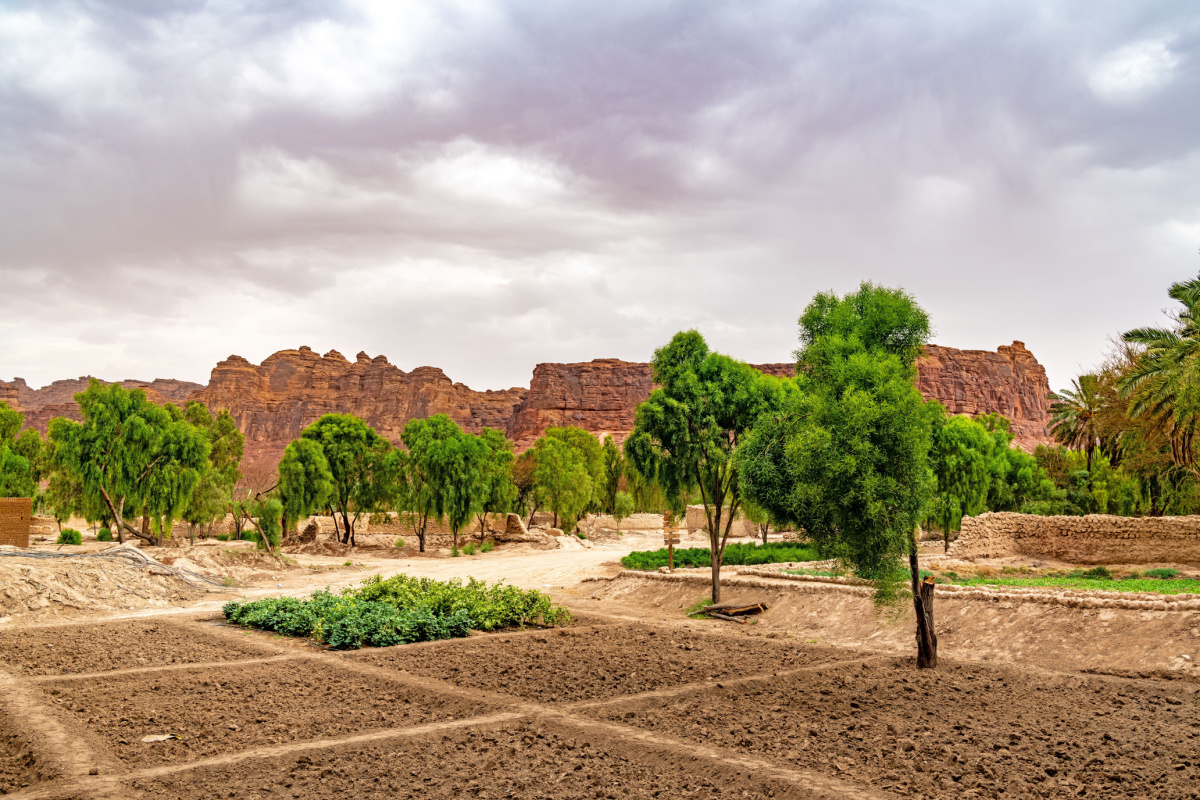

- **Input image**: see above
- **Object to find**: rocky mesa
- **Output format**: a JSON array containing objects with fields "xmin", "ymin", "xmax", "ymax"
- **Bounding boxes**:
[{"xmin": 5, "ymin": 340, "xmax": 1053, "ymax": 466}]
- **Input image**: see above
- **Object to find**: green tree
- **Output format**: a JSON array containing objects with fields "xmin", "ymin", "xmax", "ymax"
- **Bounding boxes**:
[
  {"xmin": 929, "ymin": 411, "xmax": 994, "ymax": 553},
  {"xmin": 601, "ymin": 435, "xmax": 624, "ymax": 513},
  {"xmin": 739, "ymin": 283, "xmax": 939, "ymax": 668},
  {"xmin": 1119, "ymin": 274, "xmax": 1200, "ymax": 478},
  {"xmin": 48, "ymin": 382, "xmax": 210, "ymax": 545},
  {"xmin": 399, "ymin": 415, "xmax": 463, "ymax": 552},
  {"xmin": 512, "ymin": 449, "xmax": 538, "ymax": 525},
  {"xmin": 1049, "ymin": 375, "xmax": 1105, "ymax": 472},
  {"xmin": 532, "ymin": 432, "xmax": 593, "ymax": 530},
  {"xmin": 612, "ymin": 490, "xmax": 635, "ymax": 534},
  {"xmin": 277, "ymin": 438, "xmax": 334, "ymax": 540},
  {"xmin": 436, "ymin": 431, "xmax": 487, "ymax": 552},
  {"xmin": 742, "ymin": 500, "xmax": 773, "ymax": 544},
  {"xmin": 243, "ymin": 497, "xmax": 284, "ymax": 554},
  {"xmin": 0, "ymin": 402, "xmax": 36, "ymax": 499},
  {"xmin": 300, "ymin": 413, "xmax": 392, "ymax": 546},
  {"xmin": 475, "ymin": 428, "xmax": 516, "ymax": 540},
  {"xmin": 626, "ymin": 331, "xmax": 784, "ymax": 603},
  {"xmin": 180, "ymin": 402, "xmax": 245, "ymax": 543}
]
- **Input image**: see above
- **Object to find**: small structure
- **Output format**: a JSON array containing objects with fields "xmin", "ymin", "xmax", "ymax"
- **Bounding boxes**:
[{"xmin": 0, "ymin": 497, "xmax": 32, "ymax": 548}]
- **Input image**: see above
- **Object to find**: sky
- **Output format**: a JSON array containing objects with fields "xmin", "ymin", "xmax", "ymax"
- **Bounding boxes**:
[{"xmin": 1, "ymin": 0, "xmax": 1198, "ymax": 393}]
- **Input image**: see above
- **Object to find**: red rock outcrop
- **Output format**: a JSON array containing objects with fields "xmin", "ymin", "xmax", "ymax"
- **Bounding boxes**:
[
  {"xmin": 916, "ymin": 341, "xmax": 1052, "ymax": 450},
  {"xmin": 189, "ymin": 347, "xmax": 527, "ymax": 466},
  {"xmin": 1, "ymin": 377, "xmax": 204, "ymax": 434}
]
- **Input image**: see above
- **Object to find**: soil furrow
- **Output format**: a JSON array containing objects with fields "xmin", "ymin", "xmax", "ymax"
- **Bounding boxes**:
[{"xmin": 26, "ymin": 653, "xmax": 302, "ymax": 683}]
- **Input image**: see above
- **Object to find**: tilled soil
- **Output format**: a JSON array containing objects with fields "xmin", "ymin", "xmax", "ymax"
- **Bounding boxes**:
[
  {"xmin": 41, "ymin": 658, "xmax": 502, "ymax": 768},
  {"xmin": 0, "ymin": 709, "xmax": 60, "ymax": 793},
  {"xmin": 597, "ymin": 657, "xmax": 1200, "ymax": 799},
  {"xmin": 124, "ymin": 720, "xmax": 808, "ymax": 800},
  {"xmin": 0, "ymin": 619, "xmax": 276, "ymax": 676},
  {"xmin": 351, "ymin": 623, "xmax": 843, "ymax": 702}
]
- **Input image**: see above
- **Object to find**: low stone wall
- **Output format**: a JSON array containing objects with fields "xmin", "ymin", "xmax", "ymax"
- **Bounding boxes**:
[
  {"xmin": 685, "ymin": 504, "xmax": 755, "ymax": 538},
  {"xmin": 948, "ymin": 512, "xmax": 1200, "ymax": 565},
  {"xmin": 0, "ymin": 498, "xmax": 31, "ymax": 547},
  {"xmin": 577, "ymin": 512, "xmax": 663, "ymax": 536}
]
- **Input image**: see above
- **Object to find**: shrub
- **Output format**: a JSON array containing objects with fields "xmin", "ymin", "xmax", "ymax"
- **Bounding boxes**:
[
  {"xmin": 1145, "ymin": 568, "xmax": 1179, "ymax": 579},
  {"xmin": 56, "ymin": 528, "xmax": 82, "ymax": 546},
  {"xmin": 96, "ymin": 528, "xmax": 113, "ymax": 542},
  {"xmin": 576, "ymin": 532, "xmax": 587, "ymax": 539},
  {"xmin": 223, "ymin": 574, "xmax": 571, "ymax": 648},
  {"xmin": 462, "ymin": 543, "xmax": 478, "ymax": 555},
  {"xmin": 620, "ymin": 541, "xmax": 819, "ymax": 570},
  {"xmin": 1083, "ymin": 566, "xmax": 1112, "ymax": 580},
  {"xmin": 480, "ymin": 540, "xmax": 495, "ymax": 553},
  {"xmin": 395, "ymin": 537, "xmax": 405, "ymax": 549},
  {"xmin": 216, "ymin": 534, "xmax": 231, "ymax": 541}
]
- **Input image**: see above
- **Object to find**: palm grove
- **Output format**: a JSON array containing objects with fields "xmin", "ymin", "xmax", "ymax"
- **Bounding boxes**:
[{"xmin": 4, "ymin": 276, "xmax": 1199, "ymax": 667}]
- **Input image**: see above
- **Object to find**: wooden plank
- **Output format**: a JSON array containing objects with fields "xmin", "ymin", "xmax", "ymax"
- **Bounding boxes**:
[{"xmin": 707, "ymin": 612, "xmax": 747, "ymax": 624}]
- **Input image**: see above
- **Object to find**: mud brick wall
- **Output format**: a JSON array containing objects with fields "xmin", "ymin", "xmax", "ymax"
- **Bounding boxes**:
[
  {"xmin": 577, "ymin": 512, "xmax": 663, "ymax": 536},
  {"xmin": 0, "ymin": 497, "xmax": 32, "ymax": 548},
  {"xmin": 948, "ymin": 512, "xmax": 1200, "ymax": 564},
  {"xmin": 685, "ymin": 504, "xmax": 755, "ymax": 538}
]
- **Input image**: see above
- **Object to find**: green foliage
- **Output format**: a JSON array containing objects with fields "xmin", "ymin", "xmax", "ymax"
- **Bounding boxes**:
[
  {"xmin": 621, "ymin": 541, "xmax": 820, "ymax": 570},
  {"xmin": 399, "ymin": 415, "xmax": 485, "ymax": 550},
  {"xmin": 96, "ymin": 528, "xmax": 113, "ymax": 542},
  {"xmin": 532, "ymin": 430, "xmax": 594, "ymax": 530},
  {"xmin": 613, "ymin": 490, "xmax": 635, "ymax": 527},
  {"xmin": 626, "ymin": 330, "xmax": 787, "ymax": 602},
  {"xmin": 277, "ymin": 437, "xmax": 334, "ymax": 535},
  {"xmin": 462, "ymin": 542, "xmax": 478, "ymax": 555},
  {"xmin": 395, "ymin": 537, "xmax": 405, "ymax": 548},
  {"xmin": 575, "ymin": 531, "xmax": 587, "ymax": 539},
  {"xmin": 0, "ymin": 402, "xmax": 36, "ymax": 499},
  {"xmin": 480, "ymin": 539, "xmax": 495, "ymax": 553},
  {"xmin": 48, "ymin": 382, "xmax": 210, "ymax": 543},
  {"xmin": 1049, "ymin": 375, "xmax": 1104, "ymax": 472},
  {"xmin": 796, "ymin": 281, "xmax": 931, "ymax": 367},
  {"xmin": 920, "ymin": 571, "xmax": 1200, "ymax": 595},
  {"xmin": 350, "ymin": 574, "xmax": 572, "ymax": 630},
  {"xmin": 301, "ymin": 413, "xmax": 394, "ymax": 544},
  {"xmin": 1145, "ymin": 568, "xmax": 1179, "ymax": 578},
  {"xmin": 181, "ymin": 403, "xmax": 245, "ymax": 535},
  {"xmin": 245, "ymin": 497, "xmax": 283, "ymax": 551},
  {"xmin": 56, "ymin": 528, "xmax": 82, "ymax": 545},
  {"xmin": 601, "ymin": 435, "xmax": 624, "ymax": 513},
  {"xmin": 475, "ymin": 427, "xmax": 516, "ymax": 528},
  {"xmin": 1083, "ymin": 566, "xmax": 1112, "ymax": 579}
]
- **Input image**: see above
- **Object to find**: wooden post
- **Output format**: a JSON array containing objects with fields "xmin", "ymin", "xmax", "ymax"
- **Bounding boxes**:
[{"xmin": 668, "ymin": 542, "xmax": 674, "ymax": 571}]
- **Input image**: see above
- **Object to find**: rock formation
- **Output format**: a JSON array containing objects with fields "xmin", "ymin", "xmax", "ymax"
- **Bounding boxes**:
[
  {"xmin": 189, "ymin": 347, "xmax": 527, "ymax": 466},
  {"xmin": 916, "ymin": 342, "xmax": 1051, "ymax": 450},
  {"xmin": 5, "ymin": 340, "xmax": 1053, "ymax": 465}
]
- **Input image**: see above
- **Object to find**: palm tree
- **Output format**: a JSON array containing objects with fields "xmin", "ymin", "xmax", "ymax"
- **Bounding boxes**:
[
  {"xmin": 1049, "ymin": 374, "xmax": 1104, "ymax": 472},
  {"xmin": 1119, "ymin": 275, "xmax": 1200, "ymax": 478}
]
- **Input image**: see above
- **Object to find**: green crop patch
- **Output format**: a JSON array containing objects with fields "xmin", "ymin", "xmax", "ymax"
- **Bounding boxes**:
[{"xmin": 622, "ymin": 541, "xmax": 819, "ymax": 570}]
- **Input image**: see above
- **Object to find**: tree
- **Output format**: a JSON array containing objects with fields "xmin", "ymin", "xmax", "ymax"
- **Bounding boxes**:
[
  {"xmin": 277, "ymin": 438, "xmax": 334, "ymax": 540},
  {"xmin": 435, "ymin": 431, "xmax": 487, "ymax": 552},
  {"xmin": 0, "ymin": 402, "xmax": 36, "ymax": 499},
  {"xmin": 742, "ymin": 500, "xmax": 773, "ymax": 544},
  {"xmin": 601, "ymin": 435, "xmax": 624, "ymax": 513},
  {"xmin": 1119, "ymin": 274, "xmax": 1200, "ymax": 478},
  {"xmin": 300, "ymin": 414, "xmax": 392, "ymax": 546},
  {"xmin": 48, "ymin": 382, "xmax": 209, "ymax": 545},
  {"xmin": 399, "ymin": 415, "xmax": 463, "ymax": 552},
  {"xmin": 626, "ymin": 331, "xmax": 784, "ymax": 603},
  {"xmin": 929, "ymin": 411, "xmax": 994, "ymax": 553},
  {"xmin": 532, "ymin": 432, "xmax": 593, "ymax": 530},
  {"xmin": 512, "ymin": 449, "xmax": 538, "ymax": 526},
  {"xmin": 739, "ymin": 283, "xmax": 939, "ymax": 668},
  {"xmin": 180, "ymin": 403, "xmax": 245, "ymax": 544},
  {"xmin": 613, "ymin": 490, "xmax": 635, "ymax": 534},
  {"xmin": 243, "ymin": 497, "xmax": 284, "ymax": 554},
  {"xmin": 1049, "ymin": 375, "xmax": 1105, "ymax": 472},
  {"xmin": 475, "ymin": 428, "xmax": 516, "ymax": 541}
]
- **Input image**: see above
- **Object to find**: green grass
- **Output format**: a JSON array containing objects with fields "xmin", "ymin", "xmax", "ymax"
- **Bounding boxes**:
[
  {"xmin": 785, "ymin": 567, "xmax": 1200, "ymax": 595},
  {"xmin": 685, "ymin": 597, "xmax": 714, "ymax": 618},
  {"xmin": 462, "ymin": 542, "xmax": 479, "ymax": 555},
  {"xmin": 621, "ymin": 541, "xmax": 820, "ymax": 571},
  {"xmin": 480, "ymin": 540, "xmax": 495, "ymax": 553}
]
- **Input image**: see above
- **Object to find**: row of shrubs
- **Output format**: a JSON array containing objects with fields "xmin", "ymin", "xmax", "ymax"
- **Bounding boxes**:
[
  {"xmin": 223, "ymin": 574, "xmax": 572, "ymax": 649},
  {"xmin": 620, "ymin": 541, "xmax": 820, "ymax": 571}
]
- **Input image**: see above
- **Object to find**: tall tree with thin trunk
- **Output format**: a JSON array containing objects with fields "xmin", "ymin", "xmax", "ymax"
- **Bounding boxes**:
[
  {"xmin": 626, "ymin": 330, "xmax": 784, "ymax": 604},
  {"xmin": 1049, "ymin": 375, "xmax": 1104, "ymax": 472},
  {"xmin": 300, "ymin": 413, "xmax": 391, "ymax": 546}
]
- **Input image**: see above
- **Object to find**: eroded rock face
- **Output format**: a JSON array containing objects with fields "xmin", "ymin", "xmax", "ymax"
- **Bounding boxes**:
[
  {"xmin": 189, "ymin": 347, "xmax": 527, "ymax": 465},
  {"xmin": 916, "ymin": 342, "xmax": 1052, "ymax": 450},
  {"xmin": 0, "ymin": 377, "xmax": 204, "ymax": 433}
]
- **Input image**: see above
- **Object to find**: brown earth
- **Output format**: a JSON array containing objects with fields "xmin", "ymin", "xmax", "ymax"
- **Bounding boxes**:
[
  {"xmin": 0, "ymin": 619, "xmax": 276, "ymax": 676},
  {"xmin": 352, "ymin": 623, "xmax": 843, "ymax": 703},
  {"xmin": 0, "ymin": 708, "xmax": 60, "ymax": 793},
  {"xmin": 43, "ymin": 656, "xmax": 499, "ymax": 768},
  {"xmin": 1, "ymin": 613, "xmax": 1199, "ymax": 799}
]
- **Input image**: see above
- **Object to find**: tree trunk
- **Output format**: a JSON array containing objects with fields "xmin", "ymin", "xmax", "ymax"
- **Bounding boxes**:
[
  {"xmin": 141, "ymin": 515, "xmax": 151, "ymax": 545},
  {"xmin": 909, "ymin": 546, "xmax": 938, "ymax": 669}
]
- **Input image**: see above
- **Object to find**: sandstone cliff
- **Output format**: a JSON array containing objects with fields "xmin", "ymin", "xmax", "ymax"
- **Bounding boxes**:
[
  {"xmin": 189, "ymin": 347, "xmax": 527, "ymax": 465},
  {"xmin": 0, "ymin": 376, "xmax": 204, "ymax": 433},
  {"xmin": 916, "ymin": 342, "xmax": 1051, "ymax": 450}
]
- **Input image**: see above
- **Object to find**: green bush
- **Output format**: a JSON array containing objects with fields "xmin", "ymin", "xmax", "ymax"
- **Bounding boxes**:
[
  {"xmin": 462, "ymin": 542, "xmax": 478, "ymax": 555},
  {"xmin": 620, "ymin": 541, "xmax": 819, "ymax": 570},
  {"xmin": 480, "ymin": 540, "xmax": 495, "ymax": 553},
  {"xmin": 223, "ymin": 574, "xmax": 571, "ymax": 648},
  {"xmin": 395, "ymin": 537, "xmax": 406, "ymax": 548},
  {"xmin": 56, "ymin": 528, "xmax": 82, "ymax": 546},
  {"xmin": 216, "ymin": 533, "xmax": 231, "ymax": 541},
  {"xmin": 1145, "ymin": 568, "xmax": 1179, "ymax": 579},
  {"xmin": 96, "ymin": 528, "xmax": 113, "ymax": 542},
  {"xmin": 1083, "ymin": 566, "xmax": 1112, "ymax": 580},
  {"xmin": 576, "ymin": 532, "xmax": 587, "ymax": 539}
]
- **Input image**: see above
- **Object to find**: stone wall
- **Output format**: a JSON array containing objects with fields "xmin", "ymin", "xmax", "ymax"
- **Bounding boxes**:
[
  {"xmin": 685, "ymin": 504, "xmax": 756, "ymax": 538},
  {"xmin": 577, "ymin": 512, "xmax": 663, "ymax": 536},
  {"xmin": 948, "ymin": 512, "xmax": 1200, "ymax": 565},
  {"xmin": 0, "ymin": 498, "xmax": 31, "ymax": 547}
]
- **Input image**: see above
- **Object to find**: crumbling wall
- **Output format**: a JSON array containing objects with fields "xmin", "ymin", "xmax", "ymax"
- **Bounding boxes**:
[
  {"xmin": 576, "ymin": 512, "xmax": 663, "ymax": 537},
  {"xmin": 0, "ymin": 498, "xmax": 31, "ymax": 547},
  {"xmin": 949, "ymin": 512, "xmax": 1200, "ymax": 564},
  {"xmin": 685, "ymin": 504, "xmax": 755, "ymax": 537}
]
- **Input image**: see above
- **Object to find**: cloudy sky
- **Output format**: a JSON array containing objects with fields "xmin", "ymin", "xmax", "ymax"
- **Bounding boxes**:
[{"xmin": 1, "ymin": 0, "xmax": 1197, "ymax": 393}]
